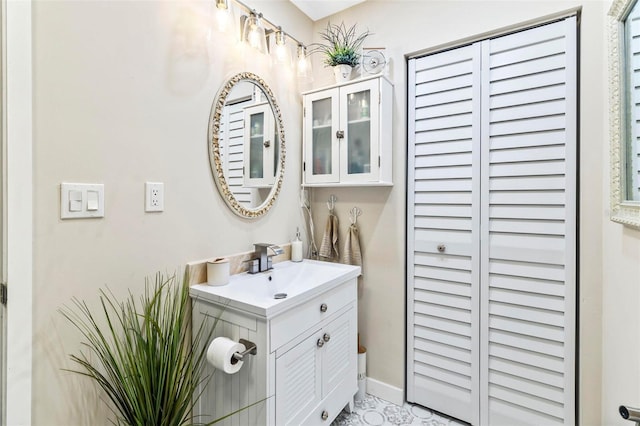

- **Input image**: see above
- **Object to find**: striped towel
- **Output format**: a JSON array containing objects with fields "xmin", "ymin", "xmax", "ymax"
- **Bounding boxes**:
[
  {"xmin": 319, "ymin": 213, "xmax": 339, "ymax": 260},
  {"xmin": 342, "ymin": 223, "xmax": 362, "ymax": 269}
]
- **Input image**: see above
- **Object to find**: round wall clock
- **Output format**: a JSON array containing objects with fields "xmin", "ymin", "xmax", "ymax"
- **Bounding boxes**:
[{"xmin": 362, "ymin": 49, "xmax": 386, "ymax": 75}]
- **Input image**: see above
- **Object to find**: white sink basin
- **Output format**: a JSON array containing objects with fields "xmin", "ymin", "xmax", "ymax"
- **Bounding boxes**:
[{"xmin": 189, "ymin": 259, "xmax": 361, "ymax": 317}]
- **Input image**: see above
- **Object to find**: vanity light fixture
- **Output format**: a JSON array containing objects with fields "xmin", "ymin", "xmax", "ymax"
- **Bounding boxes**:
[
  {"xmin": 215, "ymin": 0, "xmax": 232, "ymax": 33},
  {"xmin": 218, "ymin": 0, "xmax": 310, "ymax": 76},
  {"xmin": 241, "ymin": 11, "xmax": 268, "ymax": 54}
]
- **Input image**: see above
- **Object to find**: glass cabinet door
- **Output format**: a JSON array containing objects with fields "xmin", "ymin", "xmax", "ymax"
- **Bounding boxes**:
[
  {"xmin": 243, "ymin": 104, "xmax": 275, "ymax": 187},
  {"xmin": 249, "ymin": 111, "xmax": 265, "ymax": 179},
  {"xmin": 339, "ymin": 79, "xmax": 379, "ymax": 183},
  {"xmin": 304, "ymin": 88, "xmax": 340, "ymax": 183}
]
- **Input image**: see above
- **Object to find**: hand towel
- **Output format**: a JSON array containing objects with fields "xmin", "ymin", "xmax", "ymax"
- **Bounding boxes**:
[
  {"xmin": 342, "ymin": 223, "xmax": 362, "ymax": 268},
  {"xmin": 319, "ymin": 213, "xmax": 339, "ymax": 259}
]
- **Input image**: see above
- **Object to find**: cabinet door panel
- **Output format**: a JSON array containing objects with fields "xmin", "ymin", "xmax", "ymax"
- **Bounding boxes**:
[
  {"xmin": 322, "ymin": 307, "xmax": 356, "ymax": 396},
  {"xmin": 304, "ymin": 89, "xmax": 340, "ymax": 183},
  {"xmin": 244, "ymin": 103, "xmax": 276, "ymax": 188},
  {"xmin": 275, "ymin": 330, "xmax": 323, "ymax": 426},
  {"xmin": 339, "ymin": 79, "xmax": 380, "ymax": 183}
]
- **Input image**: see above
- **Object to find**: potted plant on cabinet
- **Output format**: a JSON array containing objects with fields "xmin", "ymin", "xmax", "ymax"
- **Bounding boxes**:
[
  {"xmin": 60, "ymin": 272, "xmax": 252, "ymax": 426},
  {"xmin": 310, "ymin": 21, "xmax": 370, "ymax": 84}
]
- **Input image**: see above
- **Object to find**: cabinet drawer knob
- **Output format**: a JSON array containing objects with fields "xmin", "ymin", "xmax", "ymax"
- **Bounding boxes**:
[
  {"xmin": 336, "ymin": 130, "xmax": 344, "ymax": 139},
  {"xmin": 320, "ymin": 303, "xmax": 328, "ymax": 313},
  {"xmin": 317, "ymin": 338, "xmax": 324, "ymax": 348},
  {"xmin": 321, "ymin": 410, "xmax": 329, "ymax": 421},
  {"xmin": 323, "ymin": 333, "xmax": 331, "ymax": 342}
]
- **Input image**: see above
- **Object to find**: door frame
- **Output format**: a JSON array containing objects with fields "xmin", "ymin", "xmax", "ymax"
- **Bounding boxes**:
[{"xmin": 4, "ymin": 1, "xmax": 33, "ymax": 425}]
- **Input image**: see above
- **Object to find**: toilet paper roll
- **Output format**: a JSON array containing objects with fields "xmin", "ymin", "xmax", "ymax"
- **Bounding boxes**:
[
  {"xmin": 207, "ymin": 258, "xmax": 230, "ymax": 286},
  {"xmin": 207, "ymin": 337, "xmax": 246, "ymax": 374}
]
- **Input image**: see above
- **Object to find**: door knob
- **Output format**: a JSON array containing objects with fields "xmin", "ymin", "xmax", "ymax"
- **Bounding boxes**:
[
  {"xmin": 320, "ymin": 303, "xmax": 328, "ymax": 312},
  {"xmin": 323, "ymin": 333, "xmax": 331, "ymax": 342},
  {"xmin": 317, "ymin": 338, "xmax": 324, "ymax": 348},
  {"xmin": 321, "ymin": 410, "xmax": 329, "ymax": 421},
  {"xmin": 336, "ymin": 130, "xmax": 344, "ymax": 139}
]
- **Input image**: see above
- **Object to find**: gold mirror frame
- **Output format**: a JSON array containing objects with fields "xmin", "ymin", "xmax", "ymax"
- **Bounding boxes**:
[
  {"xmin": 609, "ymin": 0, "xmax": 640, "ymax": 228},
  {"xmin": 208, "ymin": 72, "xmax": 286, "ymax": 218}
]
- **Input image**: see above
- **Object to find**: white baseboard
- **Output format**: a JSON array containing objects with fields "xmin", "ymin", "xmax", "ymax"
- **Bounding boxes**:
[{"xmin": 366, "ymin": 377, "xmax": 404, "ymax": 406}]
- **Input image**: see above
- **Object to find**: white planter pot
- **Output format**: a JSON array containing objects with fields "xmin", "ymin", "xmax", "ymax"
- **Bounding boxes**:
[{"xmin": 333, "ymin": 64, "xmax": 353, "ymax": 84}]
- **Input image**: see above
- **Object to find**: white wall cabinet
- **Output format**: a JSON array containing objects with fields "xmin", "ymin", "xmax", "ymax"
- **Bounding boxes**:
[
  {"xmin": 192, "ymin": 277, "xmax": 357, "ymax": 426},
  {"xmin": 302, "ymin": 75, "xmax": 393, "ymax": 187}
]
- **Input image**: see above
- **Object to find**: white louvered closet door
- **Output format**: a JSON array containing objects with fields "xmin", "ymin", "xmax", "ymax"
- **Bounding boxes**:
[
  {"xmin": 406, "ymin": 43, "xmax": 482, "ymax": 425},
  {"xmin": 407, "ymin": 16, "xmax": 576, "ymax": 426}
]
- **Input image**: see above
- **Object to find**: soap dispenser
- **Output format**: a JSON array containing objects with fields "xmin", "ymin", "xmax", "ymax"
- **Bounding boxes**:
[{"xmin": 291, "ymin": 228, "xmax": 303, "ymax": 262}]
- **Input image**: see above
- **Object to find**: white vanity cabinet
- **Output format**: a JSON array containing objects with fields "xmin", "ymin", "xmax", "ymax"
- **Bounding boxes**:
[
  {"xmin": 273, "ymin": 286, "xmax": 356, "ymax": 425},
  {"xmin": 190, "ymin": 265, "xmax": 358, "ymax": 426},
  {"xmin": 302, "ymin": 75, "xmax": 393, "ymax": 187}
]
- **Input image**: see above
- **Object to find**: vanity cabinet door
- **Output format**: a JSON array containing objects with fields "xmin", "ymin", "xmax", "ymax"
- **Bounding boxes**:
[
  {"xmin": 275, "ymin": 330, "xmax": 323, "ymax": 426},
  {"xmin": 243, "ymin": 103, "xmax": 276, "ymax": 188},
  {"xmin": 304, "ymin": 88, "xmax": 340, "ymax": 184},
  {"xmin": 321, "ymin": 307, "xmax": 356, "ymax": 396}
]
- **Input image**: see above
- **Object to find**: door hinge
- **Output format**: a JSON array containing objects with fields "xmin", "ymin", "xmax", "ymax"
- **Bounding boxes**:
[
  {"xmin": 303, "ymin": 107, "xmax": 306, "ymax": 118},
  {"xmin": 378, "ymin": 156, "xmax": 381, "ymax": 167},
  {"xmin": 1, "ymin": 283, "xmax": 6, "ymax": 306},
  {"xmin": 303, "ymin": 162, "xmax": 306, "ymax": 171}
]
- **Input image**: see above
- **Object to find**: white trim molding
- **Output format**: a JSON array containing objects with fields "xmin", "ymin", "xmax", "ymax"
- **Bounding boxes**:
[
  {"xmin": 609, "ymin": 0, "xmax": 640, "ymax": 228},
  {"xmin": 366, "ymin": 377, "xmax": 404, "ymax": 406},
  {"xmin": 5, "ymin": 1, "xmax": 33, "ymax": 425}
]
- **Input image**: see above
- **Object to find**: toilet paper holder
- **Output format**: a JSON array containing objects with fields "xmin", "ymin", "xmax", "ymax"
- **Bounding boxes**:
[{"xmin": 231, "ymin": 338, "xmax": 257, "ymax": 362}]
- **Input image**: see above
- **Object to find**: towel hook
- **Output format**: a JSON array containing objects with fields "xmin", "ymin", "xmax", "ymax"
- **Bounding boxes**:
[
  {"xmin": 350, "ymin": 206, "xmax": 362, "ymax": 224},
  {"xmin": 327, "ymin": 194, "xmax": 337, "ymax": 212}
]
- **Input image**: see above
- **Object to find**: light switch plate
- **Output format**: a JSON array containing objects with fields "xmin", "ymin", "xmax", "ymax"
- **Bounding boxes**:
[{"xmin": 61, "ymin": 183, "xmax": 105, "ymax": 219}]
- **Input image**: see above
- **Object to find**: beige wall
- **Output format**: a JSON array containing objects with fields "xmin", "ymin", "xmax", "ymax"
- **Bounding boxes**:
[
  {"xmin": 309, "ymin": 1, "xmax": 607, "ymax": 424},
  {"xmin": 31, "ymin": 1, "xmax": 312, "ymax": 424}
]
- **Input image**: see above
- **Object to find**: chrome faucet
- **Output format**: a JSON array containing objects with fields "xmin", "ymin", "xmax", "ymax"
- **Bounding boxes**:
[{"xmin": 252, "ymin": 243, "xmax": 284, "ymax": 273}]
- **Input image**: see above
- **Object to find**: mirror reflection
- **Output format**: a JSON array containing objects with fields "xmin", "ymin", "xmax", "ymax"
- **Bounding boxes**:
[
  {"xmin": 625, "ymin": 0, "xmax": 640, "ymax": 201},
  {"xmin": 209, "ymin": 73, "xmax": 285, "ymax": 218}
]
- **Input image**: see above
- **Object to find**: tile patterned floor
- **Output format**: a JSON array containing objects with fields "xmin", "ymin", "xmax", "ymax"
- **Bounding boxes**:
[{"xmin": 332, "ymin": 394, "xmax": 466, "ymax": 426}]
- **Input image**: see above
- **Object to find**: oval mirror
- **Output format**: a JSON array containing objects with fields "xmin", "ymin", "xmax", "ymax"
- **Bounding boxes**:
[{"xmin": 208, "ymin": 73, "xmax": 286, "ymax": 218}]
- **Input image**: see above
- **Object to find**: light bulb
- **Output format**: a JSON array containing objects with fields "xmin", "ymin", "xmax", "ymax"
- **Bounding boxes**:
[
  {"xmin": 215, "ymin": 0, "xmax": 230, "ymax": 33},
  {"xmin": 273, "ymin": 28, "xmax": 290, "ymax": 66},
  {"xmin": 242, "ymin": 12, "xmax": 267, "ymax": 54},
  {"xmin": 297, "ymin": 44, "xmax": 309, "ymax": 77}
]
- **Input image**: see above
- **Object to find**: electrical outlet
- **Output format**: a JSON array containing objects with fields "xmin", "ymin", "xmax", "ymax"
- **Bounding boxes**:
[{"xmin": 145, "ymin": 182, "xmax": 164, "ymax": 212}]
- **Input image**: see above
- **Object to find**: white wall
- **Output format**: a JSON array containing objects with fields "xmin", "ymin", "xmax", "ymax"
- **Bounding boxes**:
[
  {"xmin": 309, "ymin": 1, "xmax": 606, "ymax": 424},
  {"xmin": 30, "ymin": 1, "xmax": 312, "ymax": 424}
]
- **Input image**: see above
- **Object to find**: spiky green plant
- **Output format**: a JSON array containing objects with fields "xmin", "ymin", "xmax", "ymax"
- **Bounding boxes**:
[
  {"xmin": 60, "ymin": 272, "xmax": 241, "ymax": 426},
  {"xmin": 309, "ymin": 21, "xmax": 370, "ymax": 67}
]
